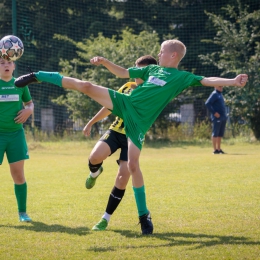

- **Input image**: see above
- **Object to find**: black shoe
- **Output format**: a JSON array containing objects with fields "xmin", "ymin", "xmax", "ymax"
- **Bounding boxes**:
[
  {"xmin": 213, "ymin": 150, "xmax": 219, "ymax": 154},
  {"xmin": 15, "ymin": 72, "xmax": 39, "ymax": 88},
  {"xmin": 218, "ymin": 149, "xmax": 225, "ymax": 154},
  {"xmin": 139, "ymin": 211, "xmax": 153, "ymax": 235}
]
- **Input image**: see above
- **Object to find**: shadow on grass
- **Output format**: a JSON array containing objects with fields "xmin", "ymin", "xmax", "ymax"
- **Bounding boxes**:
[
  {"xmin": 221, "ymin": 153, "xmax": 249, "ymax": 155},
  {"xmin": 2, "ymin": 223, "xmax": 259, "ymax": 251},
  {"xmin": 0, "ymin": 221, "xmax": 90, "ymax": 236},
  {"xmin": 144, "ymin": 139, "xmax": 210, "ymax": 149},
  {"xmin": 87, "ymin": 229, "xmax": 260, "ymax": 252}
]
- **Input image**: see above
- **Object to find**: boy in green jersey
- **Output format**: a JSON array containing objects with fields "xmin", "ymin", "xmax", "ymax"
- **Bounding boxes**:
[
  {"xmin": 84, "ymin": 55, "xmax": 157, "ymax": 231},
  {"xmin": 0, "ymin": 57, "xmax": 34, "ymax": 222},
  {"xmin": 14, "ymin": 39, "xmax": 248, "ymax": 234}
]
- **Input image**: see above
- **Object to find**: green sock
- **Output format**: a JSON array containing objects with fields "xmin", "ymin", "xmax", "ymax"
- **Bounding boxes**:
[
  {"xmin": 35, "ymin": 71, "xmax": 63, "ymax": 87},
  {"xmin": 133, "ymin": 185, "xmax": 148, "ymax": 217},
  {"xmin": 14, "ymin": 182, "xmax": 27, "ymax": 212}
]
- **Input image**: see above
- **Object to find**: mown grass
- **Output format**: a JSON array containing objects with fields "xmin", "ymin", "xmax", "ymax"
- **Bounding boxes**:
[{"xmin": 0, "ymin": 140, "xmax": 259, "ymax": 260}]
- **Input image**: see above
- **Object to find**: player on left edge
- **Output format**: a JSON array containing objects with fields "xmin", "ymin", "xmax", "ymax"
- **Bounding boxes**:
[{"xmin": 0, "ymin": 51, "xmax": 34, "ymax": 222}]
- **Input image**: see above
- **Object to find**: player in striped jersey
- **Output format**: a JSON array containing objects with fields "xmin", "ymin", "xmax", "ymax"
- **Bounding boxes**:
[{"xmin": 83, "ymin": 55, "xmax": 157, "ymax": 231}]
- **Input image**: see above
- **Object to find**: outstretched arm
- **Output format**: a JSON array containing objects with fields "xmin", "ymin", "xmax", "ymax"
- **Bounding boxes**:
[
  {"xmin": 90, "ymin": 57, "xmax": 129, "ymax": 78},
  {"xmin": 201, "ymin": 74, "xmax": 248, "ymax": 87},
  {"xmin": 83, "ymin": 107, "xmax": 111, "ymax": 136}
]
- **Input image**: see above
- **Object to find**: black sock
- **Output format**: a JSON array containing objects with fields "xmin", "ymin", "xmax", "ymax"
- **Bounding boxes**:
[{"xmin": 105, "ymin": 186, "xmax": 125, "ymax": 215}]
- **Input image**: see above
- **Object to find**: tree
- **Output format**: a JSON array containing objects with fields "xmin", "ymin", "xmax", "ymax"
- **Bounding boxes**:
[
  {"xmin": 53, "ymin": 30, "xmax": 161, "ymax": 135},
  {"xmin": 199, "ymin": 1, "xmax": 260, "ymax": 139}
]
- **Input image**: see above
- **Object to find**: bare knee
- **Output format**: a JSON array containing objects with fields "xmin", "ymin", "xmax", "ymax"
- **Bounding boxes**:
[
  {"xmin": 127, "ymin": 160, "xmax": 139, "ymax": 175},
  {"xmin": 78, "ymin": 81, "xmax": 93, "ymax": 94},
  {"xmin": 10, "ymin": 161, "xmax": 26, "ymax": 184},
  {"xmin": 89, "ymin": 152, "xmax": 102, "ymax": 165},
  {"xmin": 10, "ymin": 169, "xmax": 26, "ymax": 184}
]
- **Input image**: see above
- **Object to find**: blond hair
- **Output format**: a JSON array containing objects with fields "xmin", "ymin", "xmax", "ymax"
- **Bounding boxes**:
[{"xmin": 162, "ymin": 40, "xmax": 186, "ymax": 61}]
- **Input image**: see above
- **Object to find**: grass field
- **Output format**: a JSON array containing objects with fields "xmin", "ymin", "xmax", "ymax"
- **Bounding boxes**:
[{"xmin": 0, "ymin": 140, "xmax": 259, "ymax": 260}]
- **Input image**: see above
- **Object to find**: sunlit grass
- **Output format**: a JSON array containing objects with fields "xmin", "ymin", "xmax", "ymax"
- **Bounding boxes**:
[{"xmin": 0, "ymin": 141, "xmax": 259, "ymax": 259}]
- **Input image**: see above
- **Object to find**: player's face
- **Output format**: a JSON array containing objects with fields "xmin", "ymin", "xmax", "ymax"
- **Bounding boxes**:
[
  {"xmin": 0, "ymin": 58, "xmax": 15, "ymax": 80},
  {"xmin": 215, "ymin": 86, "xmax": 224, "ymax": 92},
  {"xmin": 158, "ymin": 43, "xmax": 174, "ymax": 67}
]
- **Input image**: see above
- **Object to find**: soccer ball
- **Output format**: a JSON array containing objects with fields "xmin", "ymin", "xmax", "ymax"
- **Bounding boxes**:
[{"xmin": 0, "ymin": 35, "xmax": 24, "ymax": 61}]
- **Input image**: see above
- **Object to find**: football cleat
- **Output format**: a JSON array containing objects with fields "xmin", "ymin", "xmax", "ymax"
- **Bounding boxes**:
[
  {"xmin": 19, "ymin": 212, "xmax": 32, "ymax": 222},
  {"xmin": 15, "ymin": 72, "xmax": 40, "ymax": 88},
  {"xmin": 139, "ymin": 211, "xmax": 153, "ymax": 235},
  {"xmin": 92, "ymin": 218, "xmax": 108, "ymax": 231},
  {"xmin": 85, "ymin": 166, "xmax": 103, "ymax": 189}
]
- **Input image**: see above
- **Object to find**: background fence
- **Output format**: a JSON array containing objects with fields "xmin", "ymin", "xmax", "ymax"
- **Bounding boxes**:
[{"xmin": 1, "ymin": 0, "xmax": 259, "ymax": 139}]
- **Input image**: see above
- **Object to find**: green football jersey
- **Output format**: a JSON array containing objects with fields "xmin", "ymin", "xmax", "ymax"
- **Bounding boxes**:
[
  {"xmin": 0, "ymin": 78, "xmax": 32, "ymax": 132},
  {"xmin": 109, "ymin": 82, "xmax": 135, "ymax": 135},
  {"xmin": 128, "ymin": 65, "xmax": 204, "ymax": 132}
]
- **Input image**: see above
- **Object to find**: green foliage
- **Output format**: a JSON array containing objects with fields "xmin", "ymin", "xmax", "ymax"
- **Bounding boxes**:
[
  {"xmin": 25, "ymin": 125, "xmax": 87, "ymax": 142},
  {"xmin": 192, "ymin": 120, "xmax": 212, "ymax": 140},
  {"xmin": 52, "ymin": 29, "xmax": 160, "ymax": 125},
  {"xmin": 1, "ymin": 0, "xmax": 260, "ymax": 137},
  {"xmin": 0, "ymin": 1, "xmax": 11, "ymax": 34},
  {"xmin": 147, "ymin": 121, "xmax": 212, "ymax": 143},
  {"xmin": 199, "ymin": 0, "xmax": 260, "ymax": 139}
]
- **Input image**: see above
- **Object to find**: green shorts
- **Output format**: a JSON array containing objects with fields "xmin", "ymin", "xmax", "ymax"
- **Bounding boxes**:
[
  {"xmin": 0, "ymin": 128, "xmax": 29, "ymax": 164},
  {"xmin": 108, "ymin": 89, "xmax": 146, "ymax": 150}
]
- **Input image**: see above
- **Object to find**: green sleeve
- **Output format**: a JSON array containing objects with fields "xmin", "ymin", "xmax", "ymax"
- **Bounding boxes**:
[
  {"xmin": 22, "ymin": 86, "xmax": 32, "ymax": 103},
  {"xmin": 190, "ymin": 75, "xmax": 205, "ymax": 86},
  {"xmin": 128, "ymin": 66, "xmax": 150, "ymax": 80}
]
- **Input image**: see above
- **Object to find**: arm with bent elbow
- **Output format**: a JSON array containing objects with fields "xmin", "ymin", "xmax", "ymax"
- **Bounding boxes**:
[{"xmin": 90, "ymin": 57, "xmax": 129, "ymax": 78}]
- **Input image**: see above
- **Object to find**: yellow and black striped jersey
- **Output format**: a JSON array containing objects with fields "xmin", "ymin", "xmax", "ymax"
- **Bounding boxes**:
[{"xmin": 109, "ymin": 82, "xmax": 136, "ymax": 134}]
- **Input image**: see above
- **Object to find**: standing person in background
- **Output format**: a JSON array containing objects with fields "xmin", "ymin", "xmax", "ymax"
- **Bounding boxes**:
[
  {"xmin": 0, "ymin": 58, "xmax": 34, "ymax": 222},
  {"xmin": 205, "ymin": 86, "xmax": 227, "ymax": 154},
  {"xmin": 83, "ymin": 55, "xmax": 157, "ymax": 231}
]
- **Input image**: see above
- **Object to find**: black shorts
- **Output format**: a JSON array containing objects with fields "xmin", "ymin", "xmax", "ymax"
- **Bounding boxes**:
[{"xmin": 99, "ymin": 129, "xmax": 128, "ymax": 161}]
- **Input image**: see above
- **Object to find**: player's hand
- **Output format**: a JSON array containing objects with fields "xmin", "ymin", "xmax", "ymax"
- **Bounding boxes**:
[
  {"xmin": 83, "ymin": 123, "xmax": 92, "ymax": 137},
  {"xmin": 14, "ymin": 108, "xmax": 32, "ymax": 124},
  {"xmin": 214, "ymin": 112, "xmax": 220, "ymax": 118},
  {"xmin": 234, "ymin": 74, "xmax": 248, "ymax": 87},
  {"xmin": 90, "ymin": 56, "xmax": 107, "ymax": 66}
]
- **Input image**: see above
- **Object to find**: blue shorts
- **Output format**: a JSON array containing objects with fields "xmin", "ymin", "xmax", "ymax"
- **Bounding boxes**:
[
  {"xmin": 0, "ymin": 128, "xmax": 29, "ymax": 164},
  {"xmin": 99, "ymin": 129, "xmax": 128, "ymax": 161},
  {"xmin": 212, "ymin": 118, "xmax": 227, "ymax": 137}
]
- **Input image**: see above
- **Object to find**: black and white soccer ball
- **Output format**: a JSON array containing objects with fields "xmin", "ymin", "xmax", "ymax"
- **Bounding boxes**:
[{"xmin": 0, "ymin": 35, "xmax": 24, "ymax": 61}]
